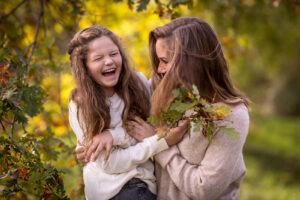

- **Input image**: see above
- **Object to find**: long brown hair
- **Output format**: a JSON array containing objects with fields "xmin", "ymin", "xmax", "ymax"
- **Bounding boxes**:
[
  {"xmin": 68, "ymin": 26, "xmax": 150, "ymax": 142},
  {"xmin": 149, "ymin": 17, "xmax": 249, "ymax": 118}
]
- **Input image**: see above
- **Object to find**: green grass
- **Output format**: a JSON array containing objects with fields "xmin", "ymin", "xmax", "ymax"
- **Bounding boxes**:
[{"xmin": 240, "ymin": 113, "xmax": 300, "ymax": 200}]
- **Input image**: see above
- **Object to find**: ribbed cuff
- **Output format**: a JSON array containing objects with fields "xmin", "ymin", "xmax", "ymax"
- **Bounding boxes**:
[
  {"xmin": 143, "ymin": 135, "xmax": 169, "ymax": 155},
  {"xmin": 154, "ymin": 145, "xmax": 180, "ymax": 169}
]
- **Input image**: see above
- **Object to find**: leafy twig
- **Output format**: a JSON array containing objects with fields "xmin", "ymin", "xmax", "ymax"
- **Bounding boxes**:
[
  {"xmin": 26, "ymin": 0, "xmax": 44, "ymax": 66},
  {"xmin": 23, "ymin": 43, "xmax": 33, "ymax": 57},
  {"xmin": 10, "ymin": 115, "xmax": 16, "ymax": 141},
  {"xmin": 0, "ymin": 119, "xmax": 8, "ymax": 135},
  {"xmin": 0, "ymin": 0, "xmax": 27, "ymax": 23},
  {"xmin": 148, "ymin": 85, "xmax": 238, "ymax": 142}
]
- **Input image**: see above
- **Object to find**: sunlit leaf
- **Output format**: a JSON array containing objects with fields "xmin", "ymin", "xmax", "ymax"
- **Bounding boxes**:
[
  {"xmin": 137, "ymin": 0, "xmax": 150, "ymax": 12},
  {"xmin": 219, "ymin": 126, "xmax": 240, "ymax": 140}
]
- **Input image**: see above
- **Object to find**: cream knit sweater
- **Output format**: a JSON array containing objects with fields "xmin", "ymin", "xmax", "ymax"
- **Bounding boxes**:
[{"xmin": 154, "ymin": 99, "xmax": 249, "ymax": 200}]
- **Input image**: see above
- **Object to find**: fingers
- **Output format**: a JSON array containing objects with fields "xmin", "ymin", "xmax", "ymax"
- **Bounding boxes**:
[
  {"xmin": 92, "ymin": 142, "xmax": 105, "ymax": 162},
  {"xmin": 133, "ymin": 134, "xmax": 143, "ymax": 142},
  {"xmin": 75, "ymin": 145, "xmax": 87, "ymax": 164},
  {"xmin": 178, "ymin": 119, "xmax": 188, "ymax": 127},
  {"xmin": 127, "ymin": 120, "xmax": 140, "ymax": 128},
  {"xmin": 104, "ymin": 143, "xmax": 112, "ymax": 162},
  {"xmin": 177, "ymin": 120, "xmax": 188, "ymax": 133},
  {"xmin": 75, "ymin": 145, "xmax": 85, "ymax": 154},
  {"xmin": 76, "ymin": 151, "xmax": 86, "ymax": 164},
  {"xmin": 126, "ymin": 121, "xmax": 140, "ymax": 137},
  {"xmin": 133, "ymin": 116, "xmax": 146, "ymax": 125},
  {"xmin": 86, "ymin": 142, "xmax": 98, "ymax": 162}
]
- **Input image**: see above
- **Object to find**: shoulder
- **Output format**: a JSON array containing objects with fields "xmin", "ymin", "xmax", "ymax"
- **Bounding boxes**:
[
  {"xmin": 135, "ymin": 71, "xmax": 151, "ymax": 95},
  {"xmin": 217, "ymin": 98, "xmax": 249, "ymax": 122},
  {"xmin": 228, "ymin": 102, "xmax": 249, "ymax": 123},
  {"xmin": 215, "ymin": 100, "xmax": 249, "ymax": 131},
  {"xmin": 226, "ymin": 102, "xmax": 250, "ymax": 139},
  {"xmin": 135, "ymin": 72, "xmax": 148, "ymax": 84},
  {"xmin": 69, "ymin": 100, "xmax": 78, "ymax": 115}
]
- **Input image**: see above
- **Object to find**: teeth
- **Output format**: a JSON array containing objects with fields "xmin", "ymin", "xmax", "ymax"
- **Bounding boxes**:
[{"xmin": 103, "ymin": 68, "xmax": 115, "ymax": 73}]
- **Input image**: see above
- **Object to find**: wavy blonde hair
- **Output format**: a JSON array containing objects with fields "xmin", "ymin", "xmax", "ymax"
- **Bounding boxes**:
[
  {"xmin": 149, "ymin": 17, "xmax": 249, "ymax": 118},
  {"xmin": 68, "ymin": 26, "xmax": 150, "ymax": 142}
]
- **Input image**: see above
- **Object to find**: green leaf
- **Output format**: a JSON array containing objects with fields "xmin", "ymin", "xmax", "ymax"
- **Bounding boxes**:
[
  {"xmin": 203, "ymin": 105, "xmax": 213, "ymax": 113},
  {"xmin": 137, "ymin": 0, "xmax": 150, "ymax": 12},
  {"xmin": 169, "ymin": 100, "xmax": 196, "ymax": 113},
  {"xmin": 192, "ymin": 84, "xmax": 200, "ymax": 99},
  {"xmin": 172, "ymin": 88, "xmax": 181, "ymax": 98},
  {"xmin": 187, "ymin": 121, "xmax": 191, "ymax": 137},
  {"xmin": 192, "ymin": 121, "xmax": 202, "ymax": 132},
  {"xmin": 147, "ymin": 116, "xmax": 158, "ymax": 125},
  {"xmin": 219, "ymin": 126, "xmax": 240, "ymax": 140}
]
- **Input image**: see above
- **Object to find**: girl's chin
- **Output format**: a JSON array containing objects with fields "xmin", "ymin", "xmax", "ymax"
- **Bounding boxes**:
[{"xmin": 99, "ymin": 79, "xmax": 119, "ymax": 88}]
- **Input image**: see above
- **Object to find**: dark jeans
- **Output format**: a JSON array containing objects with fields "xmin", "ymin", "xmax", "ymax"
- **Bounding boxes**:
[{"xmin": 110, "ymin": 178, "xmax": 157, "ymax": 200}]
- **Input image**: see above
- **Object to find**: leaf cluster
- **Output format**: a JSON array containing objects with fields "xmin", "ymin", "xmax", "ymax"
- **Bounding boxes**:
[
  {"xmin": 0, "ymin": 50, "xmax": 45, "ymax": 126},
  {"xmin": 114, "ymin": 0, "xmax": 193, "ymax": 18},
  {"xmin": 148, "ymin": 85, "xmax": 239, "ymax": 142},
  {"xmin": 0, "ymin": 50, "xmax": 72, "ymax": 199},
  {"xmin": 0, "ymin": 132, "xmax": 69, "ymax": 199}
]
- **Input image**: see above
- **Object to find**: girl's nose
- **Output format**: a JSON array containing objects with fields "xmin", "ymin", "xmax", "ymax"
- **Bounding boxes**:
[
  {"xmin": 104, "ymin": 56, "xmax": 113, "ymax": 65},
  {"xmin": 157, "ymin": 63, "xmax": 167, "ymax": 74}
]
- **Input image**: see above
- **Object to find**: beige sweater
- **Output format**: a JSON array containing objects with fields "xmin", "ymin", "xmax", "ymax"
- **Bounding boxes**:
[{"xmin": 154, "ymin": 100, "xmax": 249, "ymax": 200}]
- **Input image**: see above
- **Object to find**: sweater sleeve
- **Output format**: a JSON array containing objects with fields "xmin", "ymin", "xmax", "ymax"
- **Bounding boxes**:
[
  {"xmin": 155, "ymin": 106, "xmax": 249, "ymax": 200},
  {"xmin": 94, "ymin": 135, "xmax": 169, "ymax": 174}
]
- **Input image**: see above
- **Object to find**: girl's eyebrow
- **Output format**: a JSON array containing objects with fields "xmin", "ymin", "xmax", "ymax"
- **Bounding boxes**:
[{"xmin": 159, "ymin": 57, "xmax": 168, "ymax": 61}]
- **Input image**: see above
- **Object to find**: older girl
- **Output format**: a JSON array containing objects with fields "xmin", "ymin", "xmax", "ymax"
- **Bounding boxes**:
[{"xmin": 129, "ymin": 17, "xmax": 250, "ymax": 200}]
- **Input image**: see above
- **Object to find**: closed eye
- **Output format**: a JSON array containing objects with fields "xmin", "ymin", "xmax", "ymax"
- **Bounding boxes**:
[
  {"xmin": 160, "ymin": 59, "xmax": 168, "ymax": 64},
  {"xmin": 110, "ymin": 51, "xmax": 119, "ymax": 56},
  {"xmin": 93, "ymin": 56, "xmax": 103, "ymax": 61}
]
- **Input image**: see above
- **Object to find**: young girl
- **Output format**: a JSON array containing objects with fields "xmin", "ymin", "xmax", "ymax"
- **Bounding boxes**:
[
  {"xmin": 68, "ymin": 26, "xmax": 187, "ymax": 200},
  {"xmin": 127, "ymin": 17, "xmax": 250, "ymax": 200}
]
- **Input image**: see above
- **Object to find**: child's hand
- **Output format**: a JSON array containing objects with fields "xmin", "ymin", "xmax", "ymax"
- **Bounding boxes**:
[
  {"xmin": 86, "ymin": 130, "xmax": 113, "ymax": 162},
  {"xmin": 75, "ymin": 141, "xmax": 88, "ymax": 165},
  {"xmin": 126, "ymin": 116, "xmax": 155, "ymax": 142}
]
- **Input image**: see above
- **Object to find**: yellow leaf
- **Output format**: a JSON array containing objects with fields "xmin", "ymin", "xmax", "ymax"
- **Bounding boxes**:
[{"xmin": 68, "ymin": 158, "xmax": 76, "ymax": 168}]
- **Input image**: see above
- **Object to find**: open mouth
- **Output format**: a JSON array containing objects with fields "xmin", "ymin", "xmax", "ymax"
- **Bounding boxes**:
[{"xmin": 102, "ymin": 68, "xmax": 116, "ymax": 77}]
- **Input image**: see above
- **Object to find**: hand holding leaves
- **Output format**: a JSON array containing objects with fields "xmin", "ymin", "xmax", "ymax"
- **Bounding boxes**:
[{"xmin": 147, "ymin": 85, "xmax": 239, "ymax": 142}]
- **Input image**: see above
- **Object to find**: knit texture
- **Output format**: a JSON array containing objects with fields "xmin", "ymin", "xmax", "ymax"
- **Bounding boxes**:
[{"xmin": 155, "ymin": 100, "xmax": 249, "ymax": 200}]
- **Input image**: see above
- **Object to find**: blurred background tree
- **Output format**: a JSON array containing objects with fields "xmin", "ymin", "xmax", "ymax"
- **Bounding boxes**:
[{"xmin": 0, "ymin": 0, "xmax": 299, "ymax": 199}]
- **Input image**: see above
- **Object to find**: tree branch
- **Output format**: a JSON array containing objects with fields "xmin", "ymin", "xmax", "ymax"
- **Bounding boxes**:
[
  {"xmin": 0, "ymin": 119, "xmax": 8, "ymax": 135},
  {"xmin": 0, "ymin": 0, "xmax": 27, "ymax": 23},
  {"xmin": 24, "ymin": 43, "xmax": 33, "ymax": 57},
  {"xmin": 26, "ymin": 0, "xmax": 44, "ymax": 66},
  {"xmin": 10, "ymin": 115, "xmax": 16, "ymax": 141}
]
